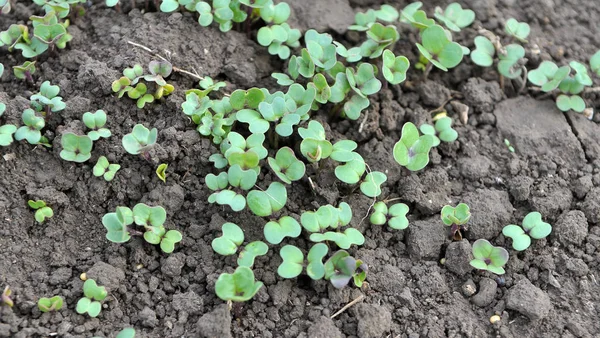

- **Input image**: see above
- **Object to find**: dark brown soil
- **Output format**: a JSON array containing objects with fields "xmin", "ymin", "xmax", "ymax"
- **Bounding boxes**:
[{"xmin": 1, "ymin": 1, "xmax": 600, "ymax": 337}]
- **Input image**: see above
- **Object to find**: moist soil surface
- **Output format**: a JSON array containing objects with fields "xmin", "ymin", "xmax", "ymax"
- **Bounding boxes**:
[{"xmin": 1, "ymin": 0, "xmax": 600, "ymax": 337}]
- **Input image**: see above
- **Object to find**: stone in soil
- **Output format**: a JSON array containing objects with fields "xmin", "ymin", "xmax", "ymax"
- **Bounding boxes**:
[
  {"xmin": 463, "ymin": 188, "xmax": 513, "ymax": 240},
  {"xmin": 406, "ymin": 218, "xmax": 446, "ymax": 260},
  {"xmin": 307, "ymin": 316, "xmax": 343, "ymax": 338},
  {"xmin": 353, "ymin": 303, "xmax": 392, "ymax": 338},
  {"xmin": 505, "ymin": 279, "xmax": 552, "ymax": 321},
  {"xmin": 172, "ymin": 291, "xmax": 204, "ymax": 316},
  {"xmin": 582, "ymin": 187, "xmax": 600, "ymax": 223},
  {"xmin": 195, "ymin": 304, "xmax": 232, "ymax": 338},
  {"xmin": 471, "ymin": 277, "xmax": 497, "ymax": 307},
  {"xmin": 461, "ymin": 78, "xmax": 503, "ymax": 114},
  {"xmin": 444, "ymin": 239, "xmax": 474, "ymax": 275},
  {"xmin": 416, "ymin": 80, "xmax": 451, "ymax": 107},
  {"xmin": 554, "ymin": 210, "xmax": 588, "ymax": 246},
  {"xmin": 565, "ymin": 111, "xmax": 600, "ymax": 163}
]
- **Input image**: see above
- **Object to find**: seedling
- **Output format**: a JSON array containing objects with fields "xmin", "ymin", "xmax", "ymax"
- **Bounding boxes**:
[
  {"xmin": 76, "ymin": 279, "xmax": 107, "ymax": 318},
  {"xmin": 215, "ymin": 266, "xmax": 263, "ymax": 302},
  {"xmin": 502, "ymin": 212, "xmax": 552, "ymax": 251},
  {"xmin": 504, "ymin": 139, "xmax": 515, "ymax": 152},
  {"xmin": 267, "ymin": 147, "xmax": 306, "ymax": 184},
  {"xmin": 122, "ymin": 124, "xmax": 157, "ymax": 155},
  {"xmin": 306, "ymin": 243, "xmax": 328, "ymax": 280},
  {"xmin": 416, "ymin": 24, "xmax": 464, "ymax": 72},
  {"xmin": 370, "ymin": 202, "xmax": 409, "ymax": 230},
  {"xmin": 60, "ymin": 133, "xmax": 93, "ymax": 163},
  {"xmin": 13, "ymin": 61, "xmax": 36, "ymax": 83},
  {"xmin": 15, "ymin": 109, "xmax": 45, "ymax": 144},
  {"xmin": 246, "ymin": 182, "xmax": 288, "ymax": 217},
  {"xmin": 419, "ymin": 116, "xmax": 458, "ymax": 146},
  {"xmin": 469, "ymin": 239, "xmax": 509, "ymax": 275},
  {"xmin": 30, "ymin": 81, "xmax": 66, "ymax": 114},
  {"xmin": 112, "ymin": 62, "xmax": 174, "ymax": 108},
  {"xmin": 400, "ymin": 2, "xmax": 435, "ymax": 31},
  {"xmin": 212, "ymin": 222, "xmax": 244, "ymax": 256},
  {"xmin": 324, "ymin": 250, "xmax": 367, "ymax": 289},
  {"xmin": 277, "ymin": 245, "xmax": 304, "ymax": 278},
  {"xmin": 206, "ymin": 171, "xmax": 248, "ymax": 212},
  {"xmin": 434, "ymin": 3, "xmax": 475, "ymax": 32},
  {"xmin": 393, "ymin": 122, "xmax": 435, "ymax": 171},
  {"xmin": 237, "ymin": 241, "xmax": 268, "ymax": 268},
  {"xmin": 115, "ymin": 328, "xmax": 136, "ymax": 338},
  {"xmin": 471, "ymin": 36, "xmax": 526, "ymax": 79},
  {"xmin": 360, "ymin": 23, "xmax": 399, "ymax": 59},
  {"xmin": 156, "ymin": 163, "xmax": 168, "ymax": 183},
  {"xmin": 197, "ymin": 76, "xmax": 227, "ymax": 97},
  {"xmin": 505, "ymin": 18, "xmax": 530, "ymax": 43},
  {"xmin": 527, "ymin": 61, "xmax": 570, "ymax": 92},
  {"xmin": 335, "ymin": 152, "xmax": 366, "ymax": 184},
  {"xmin": 360, "ymin": 171, "xmax": 387, "ymax": 198},
  {"xmin": 28, "ymin": 200, "xmax": 54, "ymax": 223},
  {"xmin": 38, "ymin": 296, "xmax": 64, "ymax": 312},
  {"xmin": 298, "ymin": 121, "xmax": 333, "ymax": 162},
  {"xmin": 83, "ymin": 110, "xmax": 111, "ymax": 141},
  {"xmin": 264, "ymin": 216, "xmax": 301, "ymax": 245},
  {"xmin": 591, "ymin": 50, "xmax": 600, "ymax": 76},
  {"xmin": 0, "ymin": 124, "xmax": 17, "ymax": 146},
  {"xmin": 0, "ymin": 0, "xmax": 11, "ymax": 14},
  {"xmin": 300, "ymin": 202, "xmax": 352, "ymax": 233},
  {"xmin": 1, "ymin": 286, "xmax": 13, "ymax": 307},
  {"xmin": 93, "ymin": 156, "xmax": 120, "ymax": 182},
  {"xmin": 382, "ymin": 50, "xmax": 410, "ymax": 85},
  {"xmin": 441, "ymin": 203, "xmax": 470, "ymax": 240},
  {"xmin": 309, "ymin": 228, "xmax": 365, "ymax": 249},
  {"xmin": 257, "ymin": 23, "xmax": 301, "ymax": 59}
]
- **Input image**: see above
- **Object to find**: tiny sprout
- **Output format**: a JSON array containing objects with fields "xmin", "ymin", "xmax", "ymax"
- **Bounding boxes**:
[
  {"xmin": 115, "ymin": 328, "xmax": 136, "ymax": 338},
  {"xmin": 370, "ymin": 202, "xmax": 409, "ymax": 230},
  {"xmin": 212, "ymin": 222, "xmax": 244, "ymax": 256},
  {"xmin": 15, "ymin": 109, "xmax": 45, "ymax": 144},
  {"xmin": 441, "ymin": 203, "xmax": 471, "ymax": 240},
  {"xmin": 504, "ymin": 18, "xmax": 530, "ymax": 42},
  {"xmin": 309, "ymin": 228, "xmax": 365, "ymax": 249},
  {"xmin": 324, "ymin": 250, "xmax": 367, "ymax": 289},
  {"xmin": 267, "ymin": 147, "xmax": 306, "ymax": 184},
  {"xmin": 298, "ymin": 120, "xmax": 332, "ymax": 162},
  {"xmin": 556, "ymin": 95, "xmax": 585, "ymax": 113},
  {"xmin": 93, "ymin": 156, "xmax": 120, "ymax": 181},
  {"xmin": 60, "ymin": 133, "xmax": 93, "ymax": 163},
  {"xmin": 400, "ymin": 2, "xmax": 434, "ymax": 30},
  {"xmin": 30, "ymin": 81, "xmax": 66, "ymax": 113},
  {"xmin": 247, "ymin": 182, "xmax": 288, "ymax": 217},
  {"xmin": 76, "ymin": 279, "xmax": 107, "ymax": 318},
  {"xmin": 393, "ymin": 122, "xmax": 435, "ymax": 171},
  {"xmin": 335, "ymin": 152, "xmax": 366, "ymax": 184},
  {"xmin": 83, "ymin": 110, "xmax": 111, "ymax": 141},
  {"xmin": 504, "ymin": 139, "xmax": 515, "ymax": 152},
  {"xmin": 0, "ymin": 0, "xmax": 9, "ymax": 14},
  {"xmin": 122, "ymin": 124, "xmax": 157, "ymax": 155},
  {"xmin": 102, "ymin": 208, "xmax": 131, "ymax": 243},
  {"xmin": 13, "ymin": 61, "xmax": 36, "ymax": 83},
  {"xmin": 215, "ymin": 266, "xmax": 263, "ymax": 302},
  {"xmin": 502, "ymin": 212, "xmax": 552, "ymax": 251},
  {"xmin": 360, "ymin": 171, "xmax": 387, "ymax": 198},
  {"xmin": 264, "ymin": 216, "xmax": 301, "ymax": 245},
  {"xmin": 416, "ymin": 24, "xmax": 464, "ymax": 71},
  {"xmin": 527, "ymin": 61, "xmax": 570, "ymax": 92},
  {"xmin": 382, "ymin": 49, "xmax": 410, "ymax": 85},
  {"xmin": 156, "ymin": 163, "xmax": 168, "ymax": 183},
  {"xmin": 28, "ymin": 200, "xmax": 54, "ymax": 223},
  {"xmin": 469, "ymin": 239, "xmax": 509, "ymax": 275},
  {"xmin": 470, "ymin": 36, "xmax": 495, "ymax": 67},
  {"xmin": 434, "ymin": 3, "xmax": 475, "ymax": 32},
  {"xmin": 0, "ymin": 124, "xmax": 17, "ymax": 146},
  {"xmin": 420, "ymin": 116, "xmax": 458, "ymax": 146},
  {"xmin": 37, "ymin": 296, "xmax": 64, "ymax": 312},
  {"xmin": 277, "ymin": 245, "xmax": 304, "ymax": 278},
  {"xmin": 307, "ymin": 243, "xmax": 328, "ymax": 280},
  {"xmin": 237, "ymin": 241, "xmax": 268, "ymax": 268},
  {"xmin": 199, "ymin": 76, "xmax": 226, "ymax": 95},
  {"xmin": 497, "ymin": 44, "xmax": 525, "ymax": 79},
  {"xmin": 1, "ymin": 286, "xmax": 13, "ymax": 307},
  {"xmin": 590, "ymin": 50, "xmax": 600, "ymax": 77}
]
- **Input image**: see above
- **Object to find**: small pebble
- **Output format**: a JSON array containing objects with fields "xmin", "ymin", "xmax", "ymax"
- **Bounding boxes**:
[
  {"xmin": 80, "ymin": 273, "xmax": 87, "ymax": 281},
  {"xmin": 490, "ymin": 315, "xmax": 501, "ymax": 324}
]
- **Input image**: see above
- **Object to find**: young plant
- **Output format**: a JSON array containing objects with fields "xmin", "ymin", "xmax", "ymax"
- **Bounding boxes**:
[
  {"xmin": 83, "ymin": 110, "xmax": 111, "ymax": 141},
  {"xmin": 433, "ymin": 3, "xmax": 475, "ymax": 32},
  {"xmin": 441, "ymin": 203, "xmax": 471, "ymax": 240},
  {"xmin": 0, "ymin": 123, "xmax": 16, "ymax": 147},
  {"xmin": 502, "ymin": 212, "xmax": 552, "ymax": 251},
  {"xmin": 469, "ymin": 239, "xmax": 509, "ymax": 275},
  {"xmin": 156, "ymin": 163, "xmax": 168, "ymax": 183},
  {"xmin": 212, "ymin": 222, "xmax": 244, "ymax": 256},
  {"xmin": 400, "ymin": 2, "xmax": 435, "ymax": 31},
  {"xmin": 419, "ymin": 116, "xmax": 458, "ymax": 146},
  {"xmin": 298, "ymin": 120, "xmax": 332, "ymax": 162},
  {"xmin": 277, "ymin": 245, "xmax": 304, "ymax": 278},
  {"xmin": 246, "ymin": 182, "xmax": 288, "ymax": 217},
  {"xmin": 237, "ymin": 241, "xmax": 268, "ymax": 268},
  {"xmin": 30, "ymin": 81, "xmax": 66, "ymax": 114},
  {"xmin": 334, "ymin": 152, "xmax": 366, "ymax": 184},
  {"xmin": 306, "ymin": 243, "xmax": 328, "ymax": 280},
  {"xmin": 309, "ymin": 228, "xmax": 365, "ymax": 249},
  {"xmin": 0, "ymin": 0, "xmax": 11, "ymax": 14},
  {"xmin": 28, "ymin": 200, "xmax": 54, "ymax": 223},
  {"xmin": 504, "ymin": 18, "xmax": 530, "ymax": 43},
  {"xmin": 76, "ymin": 279, "xmax": 107, "ymax": 318},
  {"xmin": 122, "ymin": 124, "xmax": 157, "ymax": 155},
  {"xmin": 1, "ymin": 286, "xmax": 13, "ymax": 307},
  {"xmin": 264, "ymin": 216, "xmax": 301, "ymax": 245},
  {"xmin": 257, "ymin": 23, "xmax": 301, "ymax": 59},
  {"xmin": 324, "ymin": 250, "xmax": 367, "ymax": 289},
  {"xmin": 382, "ymin": 49, "xmax": 410, "ymax": 85},
  {"xmin": 38, "ymin": 296, "xmax": 64, "ymax": 312},
  {"xmin": 359, "ymin": 23, "xmax": 400, "ymax": 59},
  {"xmin": 14, "ymin": 109, "xmax": 45, "ymax": 144},
  {"xmin": 111, "ymin": 62, "xmax": 175, "ymax": 108},
  {"xmin": 93, "ymin": 156, "xmax": 121, "ymax": 182},
  {"xmin": 60, "ymin": 133, "xmax": 93, "ymax": 163},
  {"xmin": 267, "ymin": 147, "xmax": 306, "ymax": 184},
  {"xmin": 360, "ymin": 171, "xmax": 387, "ymax": 198},
  {"xmin": 370, "ymin": 202, "xmax": 409, "ymax": 230},
  {"xmin": 504, "ymin": 139, "xmax": 515, "ymax": 152},
  {"xmin": 13, "ymin": 61, "xmax": 36, "ymax": 83},
  {"xmin": 300, "ymin": 202, "xmax": 352, "ymax": 232},
  {"xmin": 416, "ymin": 24, "xmax": 464, "ymax": 73},
  {"xmin": 114, "ymin": 328, "xmax": 136, "ymax": 338},
  {"xmin": 393, "ymin": 122, "xmax": 435, "ymax": 171},
  {"xmin": 215, "ymin": 266, "xmax": 263, "ymax": 302}
]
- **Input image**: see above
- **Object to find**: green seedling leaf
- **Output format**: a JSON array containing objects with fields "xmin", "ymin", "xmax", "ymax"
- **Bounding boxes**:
[
  {"xmin": 393, "ymin": 122, "xmax": 434, "ymax": 171},
  {"xmin": 503, "ymin": 211, "xmax": 551, "ymax": 251},
  {"xmin": 30, "ymin": 81, "xmax": 65, "ymax": 113},
  {"xmin": 237, "ymin": 241, "xmax": 268, "ymax": 268},
  {"xmin": 160, "ymin": 0, "xmax": 179, "ymax": 12},
  {"xmin": 268, "ymin": 147, "xmax": 306, "ymax": 184},
  {"xmin": 0, "ymin": 124, "xmax": 17, "ymax": 146},
  {"xmin": 160, "ymin": 230, "xmax": 182, "ymax": 253},
  {"xmin": 27, "ymin": 199, "xmax": 45, "ymax": 209},
  {"xmin": 215, "ymin": 266, "xmax": 263, "ymax": 302},
  {"xmin": 505, "ymin": 18, "xmax": 530, "ymax": 42},
  {"xmin": 60, "ymin": 133, "xmax": 93, "ymax": 163},
  {"xmin": 470, "ymin": 36, "xmax": 494, "ymax": 67},
  {"xmin": 247, "ymin": 182, "xmax": 288, "ymax": 217},
  {"xmin": 419, "ymin": 123, "xmax": 440, "ymax": 147},
  {"xmin": 306, "ymin": 243, "xmax": 328, "ymax": 280},
  {"xmin": 569, "ymin": 61, "xmax": 593, "ymax": 87},
  {"xmin": 277, "ymin": 245, "xmax": 304, "ymax": 278},
  {"xmin": 272, "ymin": 73, "xmax": 294, "ymax": 86},
  {"xmin": 590, "ymin": 50, "xmax": 600, "ymax": 77},
  {"xmin": 349, "ymin": 9, "xmax": 376, "ymax": 31},
  {"xmin": 435, "ymin": 117, "xmax": 458, "ymax": 142},
  {"xmin": 122, "ymin": 124, "xmax": 158, "ymax": 155},
  {"xmin": 156, "ymin": 163, "xmax": 168, "ymax": 183},
  {"xmin": 416, "ymin": 24, "xmax": 463, "ymax": 71},
  {"xmin": 264, "ymin": 216, "xmax": 301, "ymax": 245},
  {"xmin": 38, "ymin": 296, "xmax": 63, "ymax": 312},
  {"xmin": 133, "ymin": 203, "xmax": 166, "ymax": 227},
  {"xmin": 370, "ymin": 202, "xmax": 409, "ymax": 230},
  {"xmin": 212, "ymin": 222, "xmax": 244, "ymax": 256},
  {"xmin": 556, "ymin": 95, "xmax": 586, "ymax": 113},
  {"xmin": 441, "ymin": 203, "xmax": 471, "ymax": 225},
  {"xmin": 76, "ymin": 297, "xmax": 102, "ymax": 318},
  {"xmin": 528, "ymin": 62, "xmax": 570, "ymax": 92},
  {"xmin": 143, "ymin": 225, "xmax": 166, "ymax": 245},
  {"xmin": 102, "ymin": 212, "xmax": 131, "ymax": 243},
  {"xmin": 34, "ymin": 206, "xmax": 54, "ymax": 223},
  {"xmin": 115, "ymin": 328, "xmax": 136, "ymax": 338},
  {"xmin": 469, "ymin": 239, "xmax": 509, "ymax": 275},
  {"xmin": 334, "ymin": 152, "xmax": 366, "ymax": 184},
  {"xmin": 309, "ymin": 228, "xmax": 365, "ymax": 249},
  {"xmin": 15, "ymin": 109, "xmax": 44, "ymax": 144},
  {"xmin": 434, "ymin": 3, "xmax": 475, "ymax": 32},
  {"xmin": 93, "ymin": 156, "xmax": 120, "ymax": 182},
  {"xmin": 13, "ymin": 61, "xmax": 36, "ymax": 81},
  {"xmin": 83, "ymin": 110, "xmax": 111, "ymax": 141},
  {"xmin": 382, "ymin": 50, "xmax": 410, "ymax": 85},
  {"xmin": 330, "ymin": 140, "xmax": 358, "ymax": 162},
  {"xmin": 360, "ymin": 171, "xmax": 387, "ymax": 198},
  {"xmin": 83, "ymin": 279, "xmax": 107, "ymax": 301},
  {"xmin": 498, "ymin": 44, "xmax": 525, "ymax": 79}
]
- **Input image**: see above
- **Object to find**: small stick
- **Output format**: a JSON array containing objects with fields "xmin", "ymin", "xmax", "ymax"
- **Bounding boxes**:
[
  {"xmin": 518, "ymin": 66, "xmax": 528, "ymax": 94},
  {"xmin": 427, "ymin": 95, "xmax": 454, "ymax": 115},
  {"xmin": 330, "ymin": 294, "xmax": 365, "ymax": 319},
  {"xmin": 358, "ymin": 110, "xmax": 369, "ymax": 133},
  {"xmin": 127, "ymin": 40, "xmax": 205, "ymax": 81}
]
